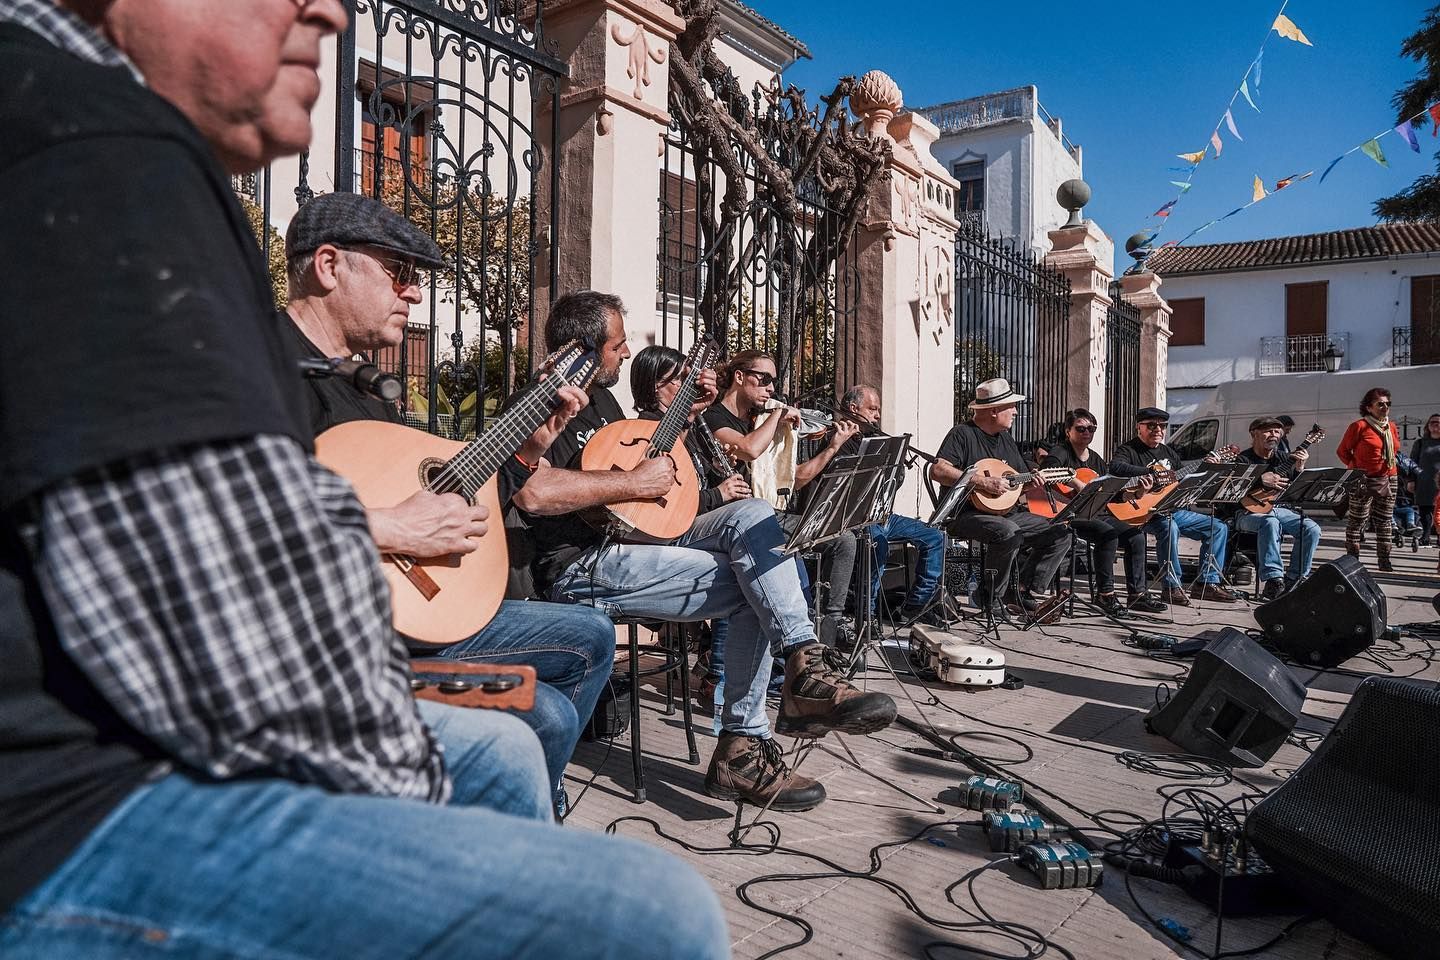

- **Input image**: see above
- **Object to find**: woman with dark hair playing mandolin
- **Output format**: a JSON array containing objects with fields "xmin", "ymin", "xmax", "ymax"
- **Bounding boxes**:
[{"xmin": 1038, "ymin": 409, "xmax": 1166, "ymax": 616}]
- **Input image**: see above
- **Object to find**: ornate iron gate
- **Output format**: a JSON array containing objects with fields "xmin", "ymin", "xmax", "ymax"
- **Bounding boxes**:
[
  {"xmin": 953, "ymin": 225, "xmax": 1070, "ymax": 448},
  {"xmin": 1105, "ymin": 281, "xmax": 1141, "ymax": 449},
  {"xmin": 235, "ymin": 0, "xmax": 568, "ymax": 438},
  {"xmin": 656, "ymin": 89, "xmax": 864, "ymax": 403}
]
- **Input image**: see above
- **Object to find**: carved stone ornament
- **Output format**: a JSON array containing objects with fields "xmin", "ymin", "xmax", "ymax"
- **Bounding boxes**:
[
  {"xmin": 892, "ymin": 175, "xmax": 920, "ymax": 235},
  {"xmin": 849, "ymin": 70, "xmax": 902, "ymax": 137},
  {"xmin": 919, "ymin": 242, "xmax": 954, "ymax": 342},
  {"xmin": 611, "ymin": 18, "xmax": 667, "ymax": 100}
]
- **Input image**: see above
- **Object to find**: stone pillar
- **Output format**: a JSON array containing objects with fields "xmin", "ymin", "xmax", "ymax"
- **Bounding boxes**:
[
  {"xmin": 531, "ymin": 0, "xmax": 683, "ymax": 410},
  {"xmin": 851, "ymin": 71, "xmax": 961, "ymax": 516},
  {"xmin": 1044, "ymin": 222, "xmax": 1114, "ymax": 449},
  {"xmin": 1118, "ymin": 270, "xmax": 1173, "ymax": 412}
]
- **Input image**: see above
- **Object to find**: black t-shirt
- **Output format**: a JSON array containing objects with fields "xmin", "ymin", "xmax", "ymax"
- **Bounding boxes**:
[
  {"xmin": 702, "ymin": 403, "xmax": 754, "ymax": 483},
  {"xmin": 0, "ymin": 23, "xmax": 308, "ymax": 913},
  {"xmin": 523, "ymin": 387, "xmax": 627, "ymax": 595},
  {"xmin": 935, "ymin": 422, "xmax": 1027, "ymax": 516},
  {"xmin": 1109, "ymin": 437, "xmax": 1181, "ymax": 478},
  {"xmin": 1237, "ymin": 447, "xmax": 1297, "ymax": 480},
  {"xmin": 277, "ymin": 312, "xmax": 403, "ymax": 437},
  {"xmin": 1040, "ymin": 444, "xmax": 1108, "ymax": 474}
]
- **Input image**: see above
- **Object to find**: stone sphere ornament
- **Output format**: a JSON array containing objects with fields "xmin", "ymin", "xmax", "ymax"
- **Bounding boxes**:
[{"xmin": 1056, "ymin": 178, "xmax": 1091, "ymax": 228}]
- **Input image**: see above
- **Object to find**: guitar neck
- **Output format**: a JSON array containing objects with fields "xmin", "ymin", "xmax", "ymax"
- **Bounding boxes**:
[
  {"xmin": 436, "ymin": 377, "xmax": 568, "ymax": 499},
  {"xmin": 648, "ymin": 342, "xmax": 713, "ymax": 455}
]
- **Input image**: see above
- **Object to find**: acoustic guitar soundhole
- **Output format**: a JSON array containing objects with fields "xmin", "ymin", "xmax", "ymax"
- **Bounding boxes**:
[{"xmin": 420, "ymin": 457, "xmax": 472, "ymax": 504}]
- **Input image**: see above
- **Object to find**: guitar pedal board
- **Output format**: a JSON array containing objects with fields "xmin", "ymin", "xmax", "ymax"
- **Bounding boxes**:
[
  {"xmin": 981, "ymin": 807, "xmax": 1060, "ymax": 852},
  {"xmin": 1017, "ymin": 841, "xmax": 1104, "ymax": 890},
  {"xmin": 957, "ymin": 775, "xmax": 1023, "ymax": 811}
]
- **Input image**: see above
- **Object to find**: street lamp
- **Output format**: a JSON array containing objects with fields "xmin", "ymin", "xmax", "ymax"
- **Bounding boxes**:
[{"xmin": 1322, "ymin": 341, "xmax": 1345, "ymax": 373}]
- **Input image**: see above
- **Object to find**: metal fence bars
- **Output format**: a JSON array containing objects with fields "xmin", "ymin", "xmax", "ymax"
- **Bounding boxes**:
[
  {"xmin": 237, "ymin": 0, "xmax": 569, "ymax": 439},
  {"xmin": 953, "ymin": 224, "xmax": 1070, "ymax": 448},
  {"xmin": 1104, "ymin": 281, "xmax": 1141, "ymax": 450},
  {"xmin": 657, "ymin": 86, "xmax": 863, "ymax": 403}
]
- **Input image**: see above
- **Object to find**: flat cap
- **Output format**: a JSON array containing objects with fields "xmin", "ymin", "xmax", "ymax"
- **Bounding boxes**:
[
  {"xmin": 285, "ymin": 192, "xmax": 445, "ymax": 268},
  {"xmin": 1135, "ymin": 406, "xmax": 1170, "ymax": 423},
  {"xmin": 1249, "ymin": 416, "xmax": 1284, "ymax": 432},
  {"xmin": 1276, "ymin": 415, "xmax": 1295, "ymax": 428}
]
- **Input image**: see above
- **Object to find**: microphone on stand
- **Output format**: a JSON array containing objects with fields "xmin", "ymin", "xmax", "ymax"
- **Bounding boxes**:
[{"xmin": 297, "ymin": 357, "xmax": 403, "ymax": 402}]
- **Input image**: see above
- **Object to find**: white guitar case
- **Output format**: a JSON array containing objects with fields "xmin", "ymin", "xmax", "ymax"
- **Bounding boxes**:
[{"xmin": 910, "ymin": 624, "xmax": 1006, "ymax": 686}]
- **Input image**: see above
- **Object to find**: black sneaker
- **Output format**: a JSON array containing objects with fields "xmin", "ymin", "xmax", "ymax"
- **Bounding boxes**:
[
  {"xmin": 1096, "ymin": 593, "xmax": 1130, "ymax": 619},
  {"xmin": 1259, "ymin": 579, "xmax": 1285, "ymax": 602},
  {"xmin": 776, "ymin": 643, "xmax": 897, "ymax": 738},
  {"xmin": 704, "ymin": 733, "xmax": 826, "ymax": 811},
  {"xmin": 1128, "ymin": 594, "xmax": 1168, "ymax": 615}
]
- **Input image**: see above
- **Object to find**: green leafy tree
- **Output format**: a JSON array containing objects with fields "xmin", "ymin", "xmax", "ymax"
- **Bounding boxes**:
[
  {"xmin": 1375, "ymin": 6, "xmax": 1440, "ymax": 221},
  {"xmin": 237, "ymin": 194, "xmax": 287, "ymax": 308}
]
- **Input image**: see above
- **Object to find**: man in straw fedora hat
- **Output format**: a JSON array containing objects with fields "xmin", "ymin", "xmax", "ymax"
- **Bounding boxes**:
[{"xmin": 930, "ymin": 378, "xmax": 1071, "ymax": 620}]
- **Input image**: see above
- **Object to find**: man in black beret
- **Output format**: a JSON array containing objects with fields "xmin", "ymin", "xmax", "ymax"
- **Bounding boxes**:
[
  {"xmin": 1109, "ymin": 407, "xmax": 1238, "ymax": 605},
  {"xmin": 279, "ymin": 191, "xmax": 618, "ymax": 816}
]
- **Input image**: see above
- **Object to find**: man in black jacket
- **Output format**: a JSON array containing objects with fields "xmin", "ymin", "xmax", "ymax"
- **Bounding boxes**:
[{"xmin": 1109, "ymin": 407, "xmax": 1237, "ymax": 606}]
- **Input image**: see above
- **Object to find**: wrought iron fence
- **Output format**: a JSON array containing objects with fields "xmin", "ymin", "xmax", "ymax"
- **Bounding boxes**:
[
  {"xmin": 656, "ymin": 93, "xmax": 862, "ymax": 402},
  {"xmin": 1259, "ymin": 332, "xmax": 1350, "ymax": 374},
  {"xmin": 235, "ymin": 0, "xmax": 568, "ymax": 439},
  {"xmin": 1105, "ymin": 281, "xmax": 1142, "ymax": 449},
  {"xmin": 1393, "ymin": 326, "xmax": 1411, "ymax": 367},
  {"xmin": 954, "ymin": 223, "xmax": 1071, "ymax": 448}
]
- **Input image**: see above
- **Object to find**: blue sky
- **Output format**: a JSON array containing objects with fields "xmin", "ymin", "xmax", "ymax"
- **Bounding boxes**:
[{"xmin": 764, "ymin": 0, "xmax": 1428, "ymax": 249}]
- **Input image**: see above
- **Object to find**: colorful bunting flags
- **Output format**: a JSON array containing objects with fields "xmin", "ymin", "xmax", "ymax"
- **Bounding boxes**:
[
  {"xmin": 1225, "ymin": 109, "xmax": 1243, "ymax": 141},
  {"xmin": 1170, "ymin": 181, "xmax": 1193, "ymax": 192},
  {"xmin": 1319, "ymin": 155, "xmax": 1344, "ymax": 184},
  {"xmin": 1397, "ymin": 120, "xmax": 1420, "ymax": 152},
  {"xmin": 1361, "ymin": 138, "xmax": 1388, "ymax": 167},
  {"xmin": 1272, "ymin": 13, "xmax": 1312, "ymax": 45},
  {"xmin": 1210, "ymin": 130, "xmax": 1224, "ymax": 157},
  {"xmin": 1239, "ymin": 79, "xmax": 1259, "ymax": 112},
  {"xmin": 1253, "ymin": 51, "xmax": 1263, "ymax": 89},
  {"xmin": 1178, "ymin": 150, "xmax": 1206, "ymax": 164},
  {"xmin": 1274, "ymin": 171, "xmax": 1311, "ymax": 191},
  {"xmin": 1252, "ymin": 175, "xmax": 1267, "ymax": 203},
  {"xmin": 1153, "ymin": 200, "xmax": 1177, "ymax": 217}
]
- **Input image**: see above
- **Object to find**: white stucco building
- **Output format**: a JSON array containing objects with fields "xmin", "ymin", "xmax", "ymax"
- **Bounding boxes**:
[
  {"xmin": 1148, "ymin": 222, "xmax": 1440, "ymax": 420},
  {"xmin": 914, "ymin": 86, "xmax": 1083, "ymax": 258}
]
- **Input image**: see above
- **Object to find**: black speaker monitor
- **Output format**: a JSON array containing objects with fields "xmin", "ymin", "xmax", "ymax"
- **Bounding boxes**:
[
  {"xmin": 1247, "ymin": 677, "xmax": 1440, "ymax": 959},
  {"xmin": 1144, "ymin": 627, "xmax": 1305, "ymax": 768},
  {"xmin": 1254, "ymin": 555, "xmax": 1385, "ymax": 667}
]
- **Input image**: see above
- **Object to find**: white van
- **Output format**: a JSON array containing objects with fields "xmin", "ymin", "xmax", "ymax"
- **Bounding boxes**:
[{"xmin": 1168, "ymin": 364, "xmax": 1440, "ymax": 466}]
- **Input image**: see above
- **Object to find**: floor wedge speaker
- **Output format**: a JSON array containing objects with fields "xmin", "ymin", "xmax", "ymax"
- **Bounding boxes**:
[
  {"xmin": 1254, "ymin": 555, "xmax": 1384, "ymax": 667},
  {"xmin": 1247, "ymin": 677, "xmax": 1440, "ymax": 959},
  {"xmin": 1144, "ymin": 627, "xmax": 1305, "ymax": 767}
]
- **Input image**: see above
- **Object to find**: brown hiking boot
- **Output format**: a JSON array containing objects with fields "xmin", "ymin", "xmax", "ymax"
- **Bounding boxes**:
[
  {"xmin": 776, "ymin": 643, "xmax": 897, "ymax": 738},
  {"xmin": 1189, "ymin": 582, "xmax": 1238, "ymax": 603},
  {"xmin": 703, "ymin": 733, "xmax": 826, "ymax": 811},
  {"xmin": 1161, "ymin": 586, "xmax": 1191, "ymax": 607}
]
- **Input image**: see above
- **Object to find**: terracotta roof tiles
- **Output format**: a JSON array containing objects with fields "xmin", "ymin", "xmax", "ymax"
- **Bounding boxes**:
[{"xmin": 1147, "ymin": 221, "xmax": 1440, "ymax": 276}]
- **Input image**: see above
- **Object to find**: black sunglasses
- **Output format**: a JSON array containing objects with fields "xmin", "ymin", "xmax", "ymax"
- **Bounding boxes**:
[
  {"xmin": 1071, "ymin": 424, "xmax": 1096, "ymax": 433},
  {"xmin": 741, "ymin": 369, "xmax": 776, "ymax": 387}
]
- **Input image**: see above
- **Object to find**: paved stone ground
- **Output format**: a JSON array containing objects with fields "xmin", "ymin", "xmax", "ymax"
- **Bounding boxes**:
[{"xmin": 561, "ymin": 521, "xmax": 1438, "ymax": 960}]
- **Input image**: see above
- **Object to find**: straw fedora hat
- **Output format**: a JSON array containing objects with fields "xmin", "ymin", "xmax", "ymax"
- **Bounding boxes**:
[{"xmin": 970, "ymin": 378, "xmax": 1026, "ymax": 409}]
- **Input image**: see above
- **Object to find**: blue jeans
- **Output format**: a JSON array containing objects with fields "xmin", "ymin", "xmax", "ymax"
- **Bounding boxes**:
[
  {"xmin": 1236, "ymin": 506, "xmax": 1320, "ymax": 584},
  {"xmin": 1147, "ymin": 508, "xmax": 1229, "ymax": 587},
  {"xmin": 553, "ymin": 497, "xmax": 814, "ymax": 738},
  {"xmin": 419, "ymin": 599, "xmax": 616, "ymax": 792},
  {"xmin": 868, "ymin": 513, "xmax": 944, "ymax": 610},
  {"xmin": 0, "ymin": 769, "xmax": 728, "ymax": 959}
]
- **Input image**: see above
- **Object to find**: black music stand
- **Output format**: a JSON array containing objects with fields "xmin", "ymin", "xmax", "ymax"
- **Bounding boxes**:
[
  {"xmin": 1190, "ymin": 463, "xmax": 1260, "ymax": 597},
  {"xmin": 1053, "ymin": 475, "xmax": 1139, "ymax": 618},
  {"xmin": 1136, "ymin": 472, "xmax": 1221, "ymax": 609},
  {"xmin": 1274, "ymin": 467, "xmax": 1355, "ymax": 553}
]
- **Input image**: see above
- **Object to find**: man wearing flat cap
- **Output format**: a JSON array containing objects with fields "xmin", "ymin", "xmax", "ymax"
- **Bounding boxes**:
[
  {"xmin": 280, "ymin": 191, "xmax": 618, "ymax": 815},
  {"xmin": 1233, "ymin": 416, "xmax": 1318, "ymax": 601},
  {"xmin": 930, "ymin": 378, "xmax": 1071, "ymax": 619},
  {"xmin": 1110, "ymin": 407, "xmax": 1237, "ymax": 605}
]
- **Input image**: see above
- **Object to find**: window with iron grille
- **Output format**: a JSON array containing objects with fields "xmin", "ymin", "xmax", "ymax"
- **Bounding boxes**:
[{"xmin": 357, "ymin": 61, "xmax": 435, "ymax": 194}]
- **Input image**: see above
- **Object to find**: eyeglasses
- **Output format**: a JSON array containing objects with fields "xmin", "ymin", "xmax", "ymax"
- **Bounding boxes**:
[
  {"xmin": 344, "ymin": 246, "xmax": 423, "ymax": 291},
  {"xmin": 1071, "ymin": 424, "xmax": 1096, "ymax": 433},
  {"xmin": 741, "ymin": 369, "xmax": 776, "ymax": 387},
  {"xmin": 1139, "ymin": 421, "xmax": 1168, "ymax": 430}
]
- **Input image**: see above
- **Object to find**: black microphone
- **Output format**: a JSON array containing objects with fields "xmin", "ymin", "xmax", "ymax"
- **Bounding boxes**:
[{"xmin": 297, "ymin": 357, "xmax": 403, "ymax": 402}]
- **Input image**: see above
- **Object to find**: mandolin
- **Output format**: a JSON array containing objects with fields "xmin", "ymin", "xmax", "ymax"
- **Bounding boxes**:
[
  {"xmin": 1240, "ymin": 425, "xmax": 1325, "ymax": 515},
  {"xmin": 1105, "ymin": 444, "xmax": 1241, "ymax": 525},
  {"xmin": 967, "ymin": 458, "xmax": 1076, "ymax": 515},
  {"xmin": 315, "ymin": 340, "xmax": 600, "ymax": 646},
  {"xmin": 1025, "ymin": 467, "xmax": 1099, "ymax": 518},
  {"xmin": 580, "ymin": 338, "xmax": 718, "ymax": 543}
]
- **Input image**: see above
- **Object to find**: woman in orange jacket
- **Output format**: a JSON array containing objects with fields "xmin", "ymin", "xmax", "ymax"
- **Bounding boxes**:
[{"xmin": 1337, "ymin": 386, "xmax": 1403, "ymax": 572}]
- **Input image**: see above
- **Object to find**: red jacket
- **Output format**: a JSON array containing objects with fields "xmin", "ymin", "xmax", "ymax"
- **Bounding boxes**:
[{"xmin": 1337, "ymin": 419, "xmax": 1401, "ymax": 478}]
